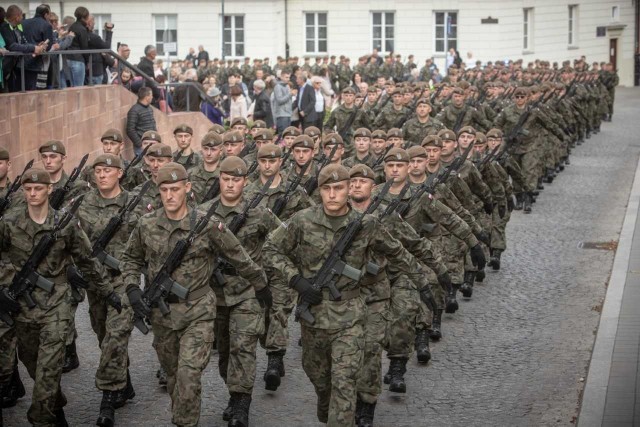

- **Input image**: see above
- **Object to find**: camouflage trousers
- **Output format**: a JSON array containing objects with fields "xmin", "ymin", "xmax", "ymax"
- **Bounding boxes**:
[
  {"xmin": 386, "ymin": 276, "xmax": 421, "ymax": 359},
  {"xmin": 301, "ymin": 321, "xmax": 364, "ymax": 427},
  {"xmin": 0, "ymin": 323, "xmax": 16, "ymax": 384},
  {"xmin": 216, "ymin": 298, "xmax": 265, "ymax": 394},
  {"xmin": 151, "ymin": 299, "xmax": 215, "ymax": 427},
  {"xmin": 465, "ymin": 211, "xmax": 491, "ymax": 274},
  {"xmin": 65, "ymin": 288, "xmax": 85, "ymax": 346},
  {"xmin": 16, "ymin": 316, "xmax": 70, "ymax": 426},
  {"xmin": 262, "ymin": 281, "xmax": 295, "ymax": 355},
  {"xmin": 86, "ymin": 289, "xmax": 134, "ymax": 391},
  {"xmin": 511, "ymin": 150, "xmax": 540, "ymax": 194},
  {"xmin": 491, "ymin": 205, "xmax": 510, "ymax": 251},
  {"xmin": 356, "ymin": 300, "xmax": 389, "ymax": 404}
]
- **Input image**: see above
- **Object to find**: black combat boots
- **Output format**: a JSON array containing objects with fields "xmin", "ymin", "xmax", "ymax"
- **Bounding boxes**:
[
  {"xmin": 445, "ymin": 285, "xmax": 459, "ymax": 314},
  {"xmin": 229, "ymin": 392, "xmax": 251, "ymax": 427},
  {"xmin": 415, "ymin": 329, "xmax": 431, "ymax": 364},
  {"xmin": 1, "ymin": 359, "xmax": 25, "ymax": 408},
  {"xmin": 156, "ymin": 366, "xmax": 167, "ymax": 387},
  {"xmin": 358, "ymin": 401, "xmax": 377, "ymax": 427},
  {"xmin": 460, "ymin": 271, "xmax": 475, "ymax": 298},
  {"xmin": 263, "ymin": 351, "xmax": 285, "ymax": 391},
  {"xmin": 430, "ymin": 309, "xmax": 444, "ymax": 340},
  {"xmin": 62, "ymin": 340, "xmax": 79, "ymax": 373},
  {"xmin": 223, "ymin": 395, "xmax": 235, "ymax": 421},
  {"xmin": 514, "ymin": 193, "xmax": 524, "ymax": 210},
  {"xmin": 387, "ymin": 358, "xmax": 407, "ymax": 393},
  {"xmin": 523, "ymin": 192, "xmax": 533, "ymax": 214},
  {"xmin": 489, "ymin": 249, "xmax": 502, "ymax": 270},
  {"xmin": 96, "ymin": 390, "xmax": 118, "ymax": 427}
]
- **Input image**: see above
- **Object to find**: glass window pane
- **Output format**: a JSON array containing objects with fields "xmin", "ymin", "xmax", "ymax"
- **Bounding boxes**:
[
  {"xmin": 449, "ymin": 40, "xmax": 457, "ymax": 50},
  {"xmin": 306, "ymin": 41, "xmax": 314, "ymax": 52},
  {"xmin": 156, "ymin": 43, "xmax": 164, "ymax": 55},
  {"xmin": 436, "ymin": 26, "xmax": 444, "ymax": 38},
  {"xmin": 449, "ymin": 26, "xmax": 457, "ymax": 38},
  {"xmin": 373, "ymin": 13, "xmax": 381, "ymax": 25},
  {"xmin": 223, "ymin": 44, "xmax": 231, "ymax": 57},
  {"xmin": 223, "ymin": 16, "xmax": 231, "ymax": 29},
  {"xmin": 306, "ymin": 13, "xmax": 314, "ymax": 25},
  {"xmin": 155, "ymin": 15, "xmax": 164, "ymax": 28},
  {"xmin": 236, "ymin": 29, "xmax": 244, "ymax": 42},
  {"xmin": 373, "ymin": 40, "xmax": 381, "ymax": 51},
  {"xmin": 236, "ymin": 44, "xmax": 244, "ymax": 56},
  {"xmin": 386, "ymin": 26, "xmax": 394, "ymax": 38},
  {"xmin": 306, "ymin": 27, "xmax": 314, "ymax": 39},
  {"xmin": 235, "ymin": 16, "xmax": 244, "ymax": 28},
  {"xmin": 386, "ymin": 13, "xmax": 394, "ymax": 24},
  {"xmin": 167, "ymin": 15, "xmax": 177, "ymax": 28},
  {"xmin": 223, "ymin": 29, "xmax": 231, "ymax": 43},
  {"xmin": 156, "ymin": 30, "xmax": 164, "ymax": 42},
  {"xmin": 318, "ymin": 27, "xmax": 327, "ymax": 39},
  {"xmin": 319, "ymin": 40, "xmax": 327, "ymax": 52},
  {"xmin": 319, "ymin": 13, "xmax": 327, "ymax": 25},
  {"xmin": 435, "ymin": 13, "xmax": 444, "ymax": 25},
  {"xmin": 373, "ymin": 27, "xmax": 382, "ymax": 39},
  {"xmin": 449, "ymin": 13, "xmax": 457, "ymax": 25},
  {"xmin": 166, "ymin": 29, "xmax": 177, "ymax": 42},
  {"xmin": 385, "ymin": 40, "xmax": 394, "ymax": 52},
  {"xmin": 435, "ymin": 40, "xmax": 444, "ymax": 52}
]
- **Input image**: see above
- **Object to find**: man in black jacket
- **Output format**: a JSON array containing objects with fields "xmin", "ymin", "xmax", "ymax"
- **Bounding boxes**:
[
  {"xmin": 67, "ymin": 6, "xmax": 91, "ymax": 87},
  {"xmin": 126, "ymin": 87, "xmax": 157, "ymax": 155},
  {"xmin": 173, "ymin": 69, "xmax": 204, "ymax": 112},
  {"xmin": 252, "ymin": 79, "xmax": 273, "ymax": 128},
  {"xmin": 136, "ymin": 45, "xmax": 156, "ymax": 78},
  {"xmin": 86, "ymin": 15, "xmax": 113, "ymax": 85},
  {"xmin": 298, "ymin": 76, "xmax": 325, "ymax": 130},
  {"xmin": 21, "ymin": 4, "xmax": 54, "ymax": 90}
]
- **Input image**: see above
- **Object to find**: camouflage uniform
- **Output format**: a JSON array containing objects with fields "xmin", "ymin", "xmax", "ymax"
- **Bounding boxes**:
[
  {"xmin": 342, "ymin": 153, "xmax": 375, "ymax": 169},
  {"xmin": 435, "ymin": 104, "xmax": 491, "ymax": 132},
  {"xmin": 323, "ymin": 105, "xmax": 370, "ymax": 158},
  {"xmin": 188, "ymin": 162, "xmax": 220, "ymax": 204},
  {"xmin": 244, "ymin": 174, "xmax": 314, "ymax": 221},
  {"xmin": 121, "ymin": 206, "xmax": 266, "ymax": 427},
  {"xmin": 402, "ymin": 116, "xmax": 446, "ymax": 147},
  {"xmin": 373, "ymin": 104, "xmax": 409, "ymax": 132},
  {"xmin": 172, "ymin": 150, "xmax": 202, "ymax": 171}
]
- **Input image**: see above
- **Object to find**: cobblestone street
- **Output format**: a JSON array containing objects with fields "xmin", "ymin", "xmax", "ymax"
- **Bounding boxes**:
[{"xmin": 4, "ymin": 88, "xmax": 640, "ymax": 427}]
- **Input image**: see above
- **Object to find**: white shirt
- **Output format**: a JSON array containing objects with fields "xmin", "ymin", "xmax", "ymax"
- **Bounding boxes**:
[{"xmin": 314, "ymin": 89, "xmax": 324, "ymax": 113}]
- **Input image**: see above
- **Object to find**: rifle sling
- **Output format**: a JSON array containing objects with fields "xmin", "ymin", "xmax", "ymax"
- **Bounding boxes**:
[
  {"xmin": 166, "ymin": 285, "xmax": 211, "ymax": 303},
  {"xmin": 321, "ymin": 287, "xmax": 360, "ymax": 301}
]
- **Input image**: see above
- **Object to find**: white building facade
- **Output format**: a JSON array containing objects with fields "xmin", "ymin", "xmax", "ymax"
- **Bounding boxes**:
[{"xmin": 19, "ymin": 0, "xmax": 638, "ymax": 85}]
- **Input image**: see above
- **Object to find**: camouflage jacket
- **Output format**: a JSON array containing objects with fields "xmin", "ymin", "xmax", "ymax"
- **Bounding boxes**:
[
  {"xmin": 172, "ymin": 150, "xmax": 202, "ymax": 171},
  {"xmin": 402, "ymin": 116, "xmax": 445, "ymax": 147},
  {"xmin": 189, "ymin": 162, "xmax": 220, "ymax": 204},
  {"xmin": 373, "ymin": 104, "xmax": 409, "ymax": 132},
  {"xmin": 51, "ymin": 170, "xmax": 90, "ymax": 208},
  {"xmin": 494, "ymin": 104, "xmax": 555, "ymax": 154},
  {"xmin": 435, "ymin": 104, "xmax": 491, "ymax": 133},
  {"xmin": 244, "ymin": 174, "xmax": 314, "ymax": 221},
  {"xmin": 342, "ymin": 153, "xmax": 375, "ymax": 169},
  {"xmin": 442, "ymin": 158, "xmax": 493, "ymax": 210}
]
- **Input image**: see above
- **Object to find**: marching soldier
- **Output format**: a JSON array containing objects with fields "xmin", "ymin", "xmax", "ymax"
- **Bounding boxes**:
[{"xmin": 172, "ymin": 124, "xmax": 202, "ymax": 171}]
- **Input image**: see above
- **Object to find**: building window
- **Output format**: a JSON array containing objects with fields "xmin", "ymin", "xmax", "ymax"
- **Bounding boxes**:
[
  {"xmin": 153, "ymin": 14, "xmax": 177, "ymax": 56},
  {"xmin": 523, "ymin": 8, "xmax": 533, "ymax": 51},
  {"xmin": 568, "ymin": 5, "xmax": 578, "ymax": 46},
  {"xmin": 372, "ymin": 12, "xmax": 394, "ymax": 53},
  {"xmin": 92, "ymin": 14, "xmax": 111, "ymax": 40},
  {"xmin": 305, "ymin": 12, "xmax": 327, "ymax": 54},
  {"xmin": 223, "ymin": 15, "xmax": 244, "ymax": 58},
  {"xmin": 611, "ymin": 6, "xmax": 620, "ymax": 21},
  {"xmin": 434, "ymin": 12, "xmax": 457, "ymax": 54}
]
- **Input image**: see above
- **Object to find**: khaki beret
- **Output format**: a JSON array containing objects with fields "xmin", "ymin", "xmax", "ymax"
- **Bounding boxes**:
[
  {"xmin": 486, "ymin": 128, "xmax": 504, "ymax": 139},
  {"xmin": 422, "ymin": 135, "xmax": 443, "ymax": 148},
  {"xmin": 475, "ymin": 132, "xmax": 488, "ymax": 144},
  {"xmin": 141, "ymin": 131, "xmax": 162, "ymax": 143},
  {"xmin": 92, "ymin": 154, "xmax": 123, "ymax": 169},
  {"xmin": 209, "ymin": 124, "xmax": 226, "ymax": 135},
  {"xmin": 371, "ymin": 130, "xmax": 387, "ymax": 140},
  {"xmin": 201, "ymin": 132, "xmax": 223, "ymax": 147},
  {"xmin": 174, "ymin": 124, "xmax": 193, "ymax": 135},
  {"xmin": 291, "ymin": 135, "xmax": 315, "ymax": 150},
  {"xmin": 254, "ymin": 129, "xmax": 274, "ymax": 141},
  {"xmin": 451, "ymin": 87, "xmax": 464, "ymax": 95},
  {"xmin": 353, "ymin": 128, "xmax": 372, "ymax": 138},
  {"xmin": 349, "ymin": 164, "xmax": 375, "ymax": 180},
  {"xmin": 457, "ymin": 126, "xmax": 476, "ymax": 137},
  {"xmin": 222, "ymin": 131, "xmax": 245, "ymax": 144},
  {"xmin": 384, "ymin": 148, "xmax": 410, "ymax": 163},
  {"xmin": 230, "ymin": 117, "xmax": 248, "ymax": 127},
  {"xmin": 39, "ymin": 140, "xmax": 66, "ymax": 155},
  {"xmin": 437, "ymin": 129, "xmax": 457, "ymax": 141},
  {"xmin": 146, "ymin": 143, "xmax": 173, "ymax": 158},
  {"xmin": 283, "ymin": 126, "xmax": 302, "ymax": 138},
  {"xmin": 389, "ymin": 89, "xmax": 403, "ymax": 97},
  {"xmin": 252, "ymin": 120, "xmax": 267, "ymax": 129},
  {"xmin": 303, "ymin": 126, "xmax": 321, "ymax": 138},
  {"xmin": 322, "ymin": 133, "xmax": 344, "ymax": 147},
  {"xmin": 0, "ymin": 147, "xmax": 9, "ymax": 160},
  {"xmin": 513, "ymin": 87, "xmax": 530, "ymax": 96},
  {"xmin": 220, "ymin": 156, "xmax": 248, "ymax": 176},
  {"xmin": 318, "ymin": 164, "xmax": 350, "ymax": 187},
  {"xmin": 156, "ymin": 162, "xmax": 188, "ymax": 185},
  {"xmin": 341, "ymin": 87, "xmax": 356, "ymax": 95},
  {"xmin": 415, "ymin": 98, "xmax": 431, "ymax": 107},
  {"xmin": 257, "ymin": 143, "xmax": 283, "ymax": 159},
  {"xmin": 387, "ymin": 128, "xmax": 402, "ymax": 138},
  {"xmin": 21, "ymin": 168, "xmax": 51, "ymax": 185},
  {"xmin": 101, "ymin": 129, "xmax": 124, "ymax": 143},
  {"xmin": 407, "ymin": 146, "xmax": 427, "ymax": 159},
  {"xmin": 367, "ymin": 86, "xmax": 378, "ymax": 93},
  {"xmin": 457, "ymin": 81, "xmax": 470, "ymax": 90}
]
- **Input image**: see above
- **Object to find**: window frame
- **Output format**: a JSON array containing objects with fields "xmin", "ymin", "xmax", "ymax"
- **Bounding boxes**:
[
  {"xmin": 152, "ymin": 14, "xmax": 178, "ymax": 57},
  {"xmin": 433, "ymin": 11, "xmax": 458, "ymax": 55},
  {"xmin": 92, "ymin": 14, "xmax": 112, "ymax": 40},
  {"xmin": 303, "ymin": 12, "xmax": 328, "ymax": 55},
  {"xmin": 222, "ymin": 14, "xmax": 245, "ymax": 59},
  {"xmin": 568, "ymin": 5, "xmax": 578, "ymax": 47},
  {"xmin": 371, "ymin": 11, "xmax": 395, "ymax": 54},
  {"xmin": 523, "ymin": 8, "xmax": 534, "ymax": 53}
]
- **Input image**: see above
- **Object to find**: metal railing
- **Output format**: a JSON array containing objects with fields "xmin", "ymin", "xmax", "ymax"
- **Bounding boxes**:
[{"xmin": 2, "ymin": 48, "xmax": 217, "ymax": 113}]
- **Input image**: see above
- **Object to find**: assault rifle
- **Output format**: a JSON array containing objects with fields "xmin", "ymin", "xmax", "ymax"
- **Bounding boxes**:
[
  {"xmin": 337, "ymin": 93, "xmax": 368, "ymax": 142},
  {"xmin": 239, "ymin": 141, "xmax": 255, "ymax": 159},
  {"xmin": 211, "ymin": 175, "xmax": 275, "ymax": 286},
  {"xmin": 0, "ymin": 159, "xmax": 34, "ymax": 218},
  {"xmin": 0, "ymin": 196, "xmax": 84, "ymax": 326},
  {"xmin": 271, "ymin": 161, "xmax": 310, "ymax": 217},
  {"xmin": 392, "ymin": 87, "xmax": 428, "ymax": 129},
  {"xmin": 133, "ymin": 201, "xmax": 218, "ymax": 334},
  {"xmin": 91, "ymin": 181, "xmax": 152, "ymax": 271},
  {"xmin": 201, "ymin": 176, "xmax": 221, "ymax": 203},
  {"xmin": 295, "ymin": 179, "xmax": 393, "ymax": 324},
  {"xmin": 473, "ymin": 144, "xmax": 501, "ymax": 171},
  {"xmin": 247, "ymin": 159, "xmax": 259, "ymax": 176},
  {"xmin": 378, "ymin": 182, "xmax": 411, "ymax": 219},
  {"xmin": 50, "ymin": 154, "xmax": 89, "ymax": 210},
  {"xmin": 370, "ymin": 144, "xmax": 394, "ymax": 170},
  {"xmin": 303, "ymin": 143, "xmax": 339, "ymax": 196},
  {"xmin": 121, "ymin": 144, "xmax": 151, "ymax": 184},
  {"xmin": 429, "ymin": 84, "xmax": 444, "ymax": 104},
  {"xmin": 452, "ymin": 106, "xmax": 468, "ymax": 134}
]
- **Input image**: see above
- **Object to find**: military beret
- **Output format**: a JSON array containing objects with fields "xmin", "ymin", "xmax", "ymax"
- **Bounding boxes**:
[
  {"xmin": 230, "ymin": 117, "xmax": 248, "ymax": 127},
  {"xmin": 367, "ymin": 86, "xmax": 378, "ymax": 93},
  {"xmin": 39, "ymin": 140, "xmax": 66, "ymax": 155},
  {"xmin": 451, "ymin": 87, "xmax": 464, "ymax": 95},
  {"xmin": 322, "ymin": 133, "xmax": 344, "ymax": 147},
  {"xmin": 384, "ymin": 148, "xmax": 410, "ymax": 163},
  {"xmin": 156, "ymin": 162, "xmax": 188, "ymax": 185},
  {"xmin": 371, "ymin": 130, "xmax": 387, "ymax": 140},
  {"xmin": 0, "ymin": 147, "xmax": 9, "ymax": 160},
  {"xmin": 486, "ymin": 128, "xmax": 504, "ymax": 139},
  {"xmin": 387, "ymin": 128, "xmax": 402, "ymax": 138},
  {"xmin": 513, "ymin": 87, "xmax": 530, "ymax": 96},
  {"xmin": 303, "ymin": 126, "xmax": 321, "ymax": 138},
  {"xmin": 457, "ymin": 126, "xmax": 476, "ymax": 137},
  {"xmin": 254, "ymin": 129, "xmax": 274, "ymax": 141},
  {"xmin": 101, "ymin": 129, "xmax": 123, "ymax": 143},
  {"xmin": 349, "ymin": 164, "xmax": 375, "ymax": 180},
  {"xmin": 283, "ymin": 126, "xmax": 302, "ymax": 138},
  {"xmin": 92, "ymin": 154, "xmax": 123, "ymax": 169},
  {"xmin": 437, "ymin": 129, "xmax": 457, "ymax": 141},
  {"xmin": 141, "ymin": 131, "xmax": 162, "ymax": 143},
  {"xmin": 389, "ymin": 89, "xmax": 403, "ymax": 97},
  {"xmin": 475, "ymin": 132, "xmax": 488, "ymax": 144},
  {"xmin": 22, "ymin": 168, "xmax": 51, "ymax": 185},
  {"xmin": 257, "ymin": 143, "xmax": 283, "ymax": 159},
  {"xmin": 201, "ymin": 132, "xmax": 223, "ymax": 147},
  {"xmin": 146, "ymin": 143, "xmax": 173, "ymax": 158},
  {"xmin": 318, "ymin": 164, "xmax": 350, "ymax": 187},
  {"xmin": 341, "ymin": 87, "xmax": 356, "ymax": 95},
  {"xmin": 353, "ymin": 128, "xmax": 372, "ymax": 138},
  {"xmin": 220, "ymin": 156, "xmax": 248, "ymax": 176},
  {"xmin": 457, "ymin": 81, "xmax": 470, "ymax": 90},
  {"xmin": 291, "ymin": 135, "xmax": 315, "ymax": 150},
  {"xmin": 222, "ymin": 131, "xmax": 245, "ymax": 144},
  {"xmin": 415, "ymin": 98, "xmax": 431, "ymax": 107},
  {"xmin": 174, "ymin": 124, "xmax": 193, "ymax": 135},
  {"xmin": 407, "ymin": 146, "xmax": 428, "ymax": 159},
  {"xmin": 252, "ymin": 120, "xmax": 267, "ymax": 129},
  {"xmin": 209, "ymin": 124, "xmax": 226, "ymax": 135},
  {"xmin": 422, "ymin": 135, "xmax": 443, "ymax": 148}
]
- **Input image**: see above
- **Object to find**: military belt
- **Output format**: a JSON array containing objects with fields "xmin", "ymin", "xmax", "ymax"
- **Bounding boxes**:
[
  {"xmin": 322, "ymin": 288, "xmax": 360, "ymax": 301},
  {"xmin": 166, "ymin": 286, "xmax": 211, "ymax": 304}
]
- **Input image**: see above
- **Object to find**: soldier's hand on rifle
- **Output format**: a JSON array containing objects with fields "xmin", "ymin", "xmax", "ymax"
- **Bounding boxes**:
[
  {"xmin": 106, "ymin": 291, "xmax": 122, "ymax": 314},
  {"xmin": 437, "ymin": 272, "xmax": 451, "ymax": 289},
  {"xmin": 483, "ymin": 200, "xmax": 494, "ymax": 215},
  {"xmin": 0, "ymin": 288, "xmax": 20, "ymax": 314},
  {"xmin": 419, "ymin": 287, "xmax": 436, "ymax": 313},
  {"xmin": 290, "ymin": 275, "xmax": 322, "ymax": 306},
  {"xmin": 475, "ymin": 230, "xmax": 491, "ymax": 246},
  {"xmin": 127, "ymin": 286, "xmax": 150, "ymax": 318},
  {"xmin": 255, "ymin": 286, "xmax": 273, "ymax": 309},
  {"xmin": 470, "ymin": 244, "xmax": 487, "ymax": 270}
]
